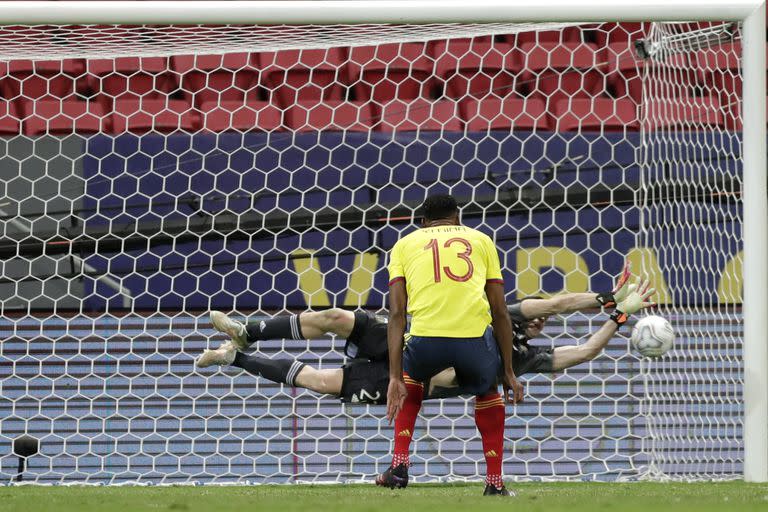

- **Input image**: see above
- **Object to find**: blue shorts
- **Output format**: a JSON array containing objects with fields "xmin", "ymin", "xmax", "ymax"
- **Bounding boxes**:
[{"xmin": 402, "ymin": 327, "xmax": 501, "ymax": 396}]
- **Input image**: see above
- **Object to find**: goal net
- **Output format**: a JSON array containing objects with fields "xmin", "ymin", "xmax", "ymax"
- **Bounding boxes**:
[{"xmin": 0, "ymin": 19, "xmax": 747, "ymax": 484}]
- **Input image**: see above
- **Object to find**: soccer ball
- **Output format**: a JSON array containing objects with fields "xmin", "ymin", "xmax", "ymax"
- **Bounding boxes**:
[{"xmin": 631, "ymin": 315, "xmax": 674, "ymax": 358}]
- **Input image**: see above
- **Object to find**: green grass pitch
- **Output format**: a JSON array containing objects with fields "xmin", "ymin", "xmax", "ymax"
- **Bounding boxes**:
[{"xmin": 1, "ymin": 482, "xmax": 768, "ymax": 512}]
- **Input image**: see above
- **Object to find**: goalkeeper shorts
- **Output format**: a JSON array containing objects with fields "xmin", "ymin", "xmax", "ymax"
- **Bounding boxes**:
[{"xmin": 340, "ymin": 359, "xmax": 389, "ymax": 405}]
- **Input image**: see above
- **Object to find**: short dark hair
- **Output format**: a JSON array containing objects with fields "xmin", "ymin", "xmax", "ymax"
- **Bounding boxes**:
[{"xmin": 421, "ymin": 194, "xmax": 459, "ymax": 221}]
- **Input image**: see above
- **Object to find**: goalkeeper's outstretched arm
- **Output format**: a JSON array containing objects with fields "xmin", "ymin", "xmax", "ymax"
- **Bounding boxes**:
[
  {"xmin": 516, "ymin": 260, "xmax": 633, "ymax": 319},
  {"xmin": 552, "ymin": 277, "xmax": 656, "ymax": 371}
]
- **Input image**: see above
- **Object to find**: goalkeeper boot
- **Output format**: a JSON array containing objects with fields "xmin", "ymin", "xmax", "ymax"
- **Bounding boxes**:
[
  {"xmin": 210, "ymin": 311, "xmax": 249, "ymax": 351},
  {"xmin": 196, "ymin": 341, "xmax": 236, "ymax": 368},
  {"xmin": 375, "ymin": 464, "xmax": 409, "ymax": 489},
  {"xmin": 483, "ymin": 484, "xmax": 516, "ymax": 497}
]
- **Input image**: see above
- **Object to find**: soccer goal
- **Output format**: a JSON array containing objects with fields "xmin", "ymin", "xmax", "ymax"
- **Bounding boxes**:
[{"xmin": 0, "ymin": 0, "xmax": 765, "ymax": 484}]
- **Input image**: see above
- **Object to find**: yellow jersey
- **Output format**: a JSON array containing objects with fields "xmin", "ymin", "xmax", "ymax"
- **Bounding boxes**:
[{"xmin": 387, "ymin": 225, "xmax": 504, "ymax": 338}]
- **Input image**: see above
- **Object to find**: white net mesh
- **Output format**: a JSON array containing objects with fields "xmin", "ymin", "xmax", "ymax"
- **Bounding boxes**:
[
  {"xmin": 637, "ymin": 21, "xmax": 743, "ymax": 480},
  {"xmin": 0, "ymin": 20, "xmax": 745, "ymax": 484}
]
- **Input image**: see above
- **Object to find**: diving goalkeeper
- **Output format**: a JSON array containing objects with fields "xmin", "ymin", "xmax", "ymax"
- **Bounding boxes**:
[{"xmin": 196, "ymin": 269, "xmax": 655, "ymax": 405}]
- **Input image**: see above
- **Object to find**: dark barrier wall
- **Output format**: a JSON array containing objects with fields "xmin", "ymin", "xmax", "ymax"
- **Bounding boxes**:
[{"xmin": 80, "ymin": 131, "xmax": 741, "ymax": 311}]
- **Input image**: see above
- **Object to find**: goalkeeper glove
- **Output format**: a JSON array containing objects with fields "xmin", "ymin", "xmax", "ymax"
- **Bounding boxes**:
[
  {"xmin": 610, "ymin": 277, "xmax": 656, "ymax": 327},
  {"xmin": 597, "ymin": 260, "xmax": 632, "ymax": 308}
]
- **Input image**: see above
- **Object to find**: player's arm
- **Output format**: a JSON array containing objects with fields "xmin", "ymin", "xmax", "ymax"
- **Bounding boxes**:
[
  {"xmin": 482, "ymin": 236, "xmax": 523, "ymax": 403},
  {"xmin": 552, "ymin": 277, "xmax": 656, "ymax": 371},
  {"xmin": 517, "ymin": 261, "xmax": 633, "ymax": 319},
  {"xmin": 551, "ymin": 320, "xmax": 617, "ymax": 371},
  {"xmin": 386, "ymin": 279, "xmax": 408, "ymax": 421},
  {"xmin": 385, "ymin": 239, "xmax": 408, "ymax": 422},
  {"xmin": 487, "ymin": 292, "xmax": 523, "ymax": 404}
]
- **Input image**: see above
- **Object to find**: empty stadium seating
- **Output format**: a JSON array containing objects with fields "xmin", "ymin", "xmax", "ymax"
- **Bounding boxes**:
[
  {"xmin": 285, "ymin": 100, "xmax": 374, "ymax": 132},
  {"xmin": 0, "ymin": 99, "xmax": 20, "ymax": 134},
  {"xmin": 348, "ymin": 42, "xmax": 435, "ymax": 103},
  {"xmin": 461, "ymin": 96, "xmax": 548, "ymax": 131},
  {"xmin": 172, "ymin": 53, "xmax": 259, "ymax": 105},
  {"xmin": 111, "ymin": 98, "xmax": 199, "ymax": 134},
  {"xmin": 432, "ymin": 40, "xmax": 518, "ymax": 99},
  {"xmin": 2, "ymin": 59, "xmax": 85, "ymax": 101},
  {"xmin": 87, "ymin": 56, "xmax": 176, "ymax": 102},
  {"xmin": 0, "ymin": 23, "xmax": 759, "ymax": 136},
  {"xmin": 259, "ymin": 48, "xmax": 347, "ymax": 106},
  {"xmin": 21, "ymin": 99, "xmax": 107, "ymax": 135},
  {"xmin": 200, "ymin": 100, "xmax": 283, "ymax": 132},
  {"xmin": 377, "ymin": 98, "xmax": 462, "ymax": 132},
  {"xmin": 553, "ymin": 97, "xmax": 638, "ymax": 131},
  {"xmin": 643, "ymin": 96, "xmax": 723, "ymax": 131},
  {"xmin": 518, "ymin": 42, "xmax": 604, "ymax": 102}
]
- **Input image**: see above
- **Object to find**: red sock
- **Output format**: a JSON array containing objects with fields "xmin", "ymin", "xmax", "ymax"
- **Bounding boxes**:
[
  {"xmin": 474, "ymin": 392, "xmax": 505, "ymax": 489},
  {"xmin": 392, "ymin": 373, "xmax": 424, "ymax": 467}
]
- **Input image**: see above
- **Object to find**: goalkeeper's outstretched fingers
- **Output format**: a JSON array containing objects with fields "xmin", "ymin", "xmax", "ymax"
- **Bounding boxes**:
[{"xmin": 610, "ymin": 277, "xmax": 657, "ymax": 326}]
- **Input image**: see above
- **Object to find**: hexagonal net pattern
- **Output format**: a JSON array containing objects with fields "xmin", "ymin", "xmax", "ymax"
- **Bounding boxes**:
[{"xmin": 0, "ymin": 21, "xmax": 744, "ymax": 484}]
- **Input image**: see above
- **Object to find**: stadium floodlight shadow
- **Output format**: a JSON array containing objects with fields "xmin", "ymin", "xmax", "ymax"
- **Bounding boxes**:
[{"xmin": 13, "ymin": 435, "xmax": 39, "ymax": 482}]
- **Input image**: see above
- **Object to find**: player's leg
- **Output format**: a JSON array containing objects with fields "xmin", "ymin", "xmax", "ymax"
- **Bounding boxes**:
[
  {"xmin": 293, "ymin": 366, "xmax": 344, "ymax": 395},
  {"xmin": 377, "ymin": 335, "xmax": 452, "ymax": 488},
  {"xmin": 474, "ymin": 390, "xmax": 514, "ymax": 496},
  {"xmin": 551, "ymin": 320, "xmax": 618, "ymax": 371},
  {"xmin": 447, "ymin": 329, "xmax": 516, "ymax": 495},
  {"xmin": 209, "ymin": 308, "xmax": 355, "ymax": 351},
  {"xmin": 197, "ymin": 342, "xmax": 343, "ymax": 395},
  {"xmin": 297, "ymin": 308, "xmax": 355, "ymax": 339}
]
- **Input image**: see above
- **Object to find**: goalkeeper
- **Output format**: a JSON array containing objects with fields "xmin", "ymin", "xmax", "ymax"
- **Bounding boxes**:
[{"xmin": 196, "ymin": 265, "xmax": 655, "ymax": 405}]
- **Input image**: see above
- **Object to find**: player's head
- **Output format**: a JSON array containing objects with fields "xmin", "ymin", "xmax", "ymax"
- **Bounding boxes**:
[
  {"xmin": 516, "ymin": 296, "xmax": 548, "ymax": 338},
  {"xmin": 524, "ymin": 317, "xmax": 547, "ymax": 338},
  {"xmin": 421, "ymin": 194, "xmax": 460, "ymax": 226}
]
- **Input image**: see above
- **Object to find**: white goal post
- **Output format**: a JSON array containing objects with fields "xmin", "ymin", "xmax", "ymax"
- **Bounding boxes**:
[{"xmin": 0, "ymin": 0, "xmax": 765, "ymax": 484}]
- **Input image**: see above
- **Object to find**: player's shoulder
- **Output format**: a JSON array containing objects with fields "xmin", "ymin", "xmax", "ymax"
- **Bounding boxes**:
[
  {"xmin": 461, "ymin": 226, "xmax": 495, "ymax": 245},
  {"xmin": 392, "ymin": 227, "xmax": 429, "ymax": 248}
]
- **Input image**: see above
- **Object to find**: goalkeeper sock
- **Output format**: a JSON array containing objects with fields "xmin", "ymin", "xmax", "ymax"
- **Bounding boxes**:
[
  {"xmin": 245, "ymin": 315, "xmax": 305, "ymax": 343},
  {"xmin": 474, "ymin": 392, "xmax": 505, "ymax": 490},
  {"xmin": 232, "ymin": 353, "xmax": 306, "ymax": 386},
  {"xmin": 392, "ymin": 373, "xmax": 424, "ymax": 467}
]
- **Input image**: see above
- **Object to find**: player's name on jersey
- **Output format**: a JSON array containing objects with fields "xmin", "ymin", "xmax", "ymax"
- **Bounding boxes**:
[{"xmin": 423, "ymin": 226, "xmax": 470, "ymax": 234}]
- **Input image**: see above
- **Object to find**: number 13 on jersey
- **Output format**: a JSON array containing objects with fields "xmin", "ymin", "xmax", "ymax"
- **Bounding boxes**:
[{"xmin": 424, "ymin": 237, "xmax": 474, "ymax": 283}]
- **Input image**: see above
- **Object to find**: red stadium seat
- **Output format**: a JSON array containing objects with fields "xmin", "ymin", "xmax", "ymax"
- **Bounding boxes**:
[
  {"xmin": 691, "ymin": 42, "xmax": 744, "ymax": 103},
  {"xmin": 259, "ymin": 48, "xmax": 346, "ymax": 106},
  {"xmin": 511, "ymin": 27, "xmax": 583, "ymax": 46},
  {"xmin": 604, "ymin": 43, "xmax": 693, "ymax": 102},
  {"xmin": 519, "ymin": 42, "xmax": 604, "ymax": 103},
  {"xmin": 88, "ymin": 56, "xmax": 175, "ymax": 101},
  {"xmin": 593, "ymin": 22, "xmax": 646, "ymax": 47},
  {"xmin": 285, "ymin": 100, "xmax": 374, "ymax": 132},
  {"xmin": 199, "ymin": 100, "xmax": 283, "ymax": 132},
  {"xmin": 172, "ymin": 53, "xmax": 259, "ymax": 105},
  {"xmin": 461, "ymin": 96, "xmax": 548, "ymax": 131},
  {"xmin": 348, "ymin": 43, "xmax": 435, "ymax": 103},
  {"xmin": 2, "ymin": 59, "xmax": 85, "ymax": 100},
  {"xmin": 643, "ymin": 96, "xmax": 723, "ymax": 131},
  {"xmin": 432, "ymin": 40, "xmax": 519, "ymax": 99},
  {"xmin": 552, "ymin": 97, "xmax": 638, "ymax": 131},
  {"xmin": 21, "ymin": 99, "xmax": 107, "ymax": 135},
  {"xmin": 603, "ymin": 42, "xmax": 645, "ymax": 101},
  {"xmin": 377, "ymin": 99, "xmax": 462, "ymax": 132},
  {"xmin": 111, "ymin": 98, "xmax": 199, "ymax": 134},
  {"xmin": 0, "ymin": 99, "xmax": 21, "ymax": 134}
]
